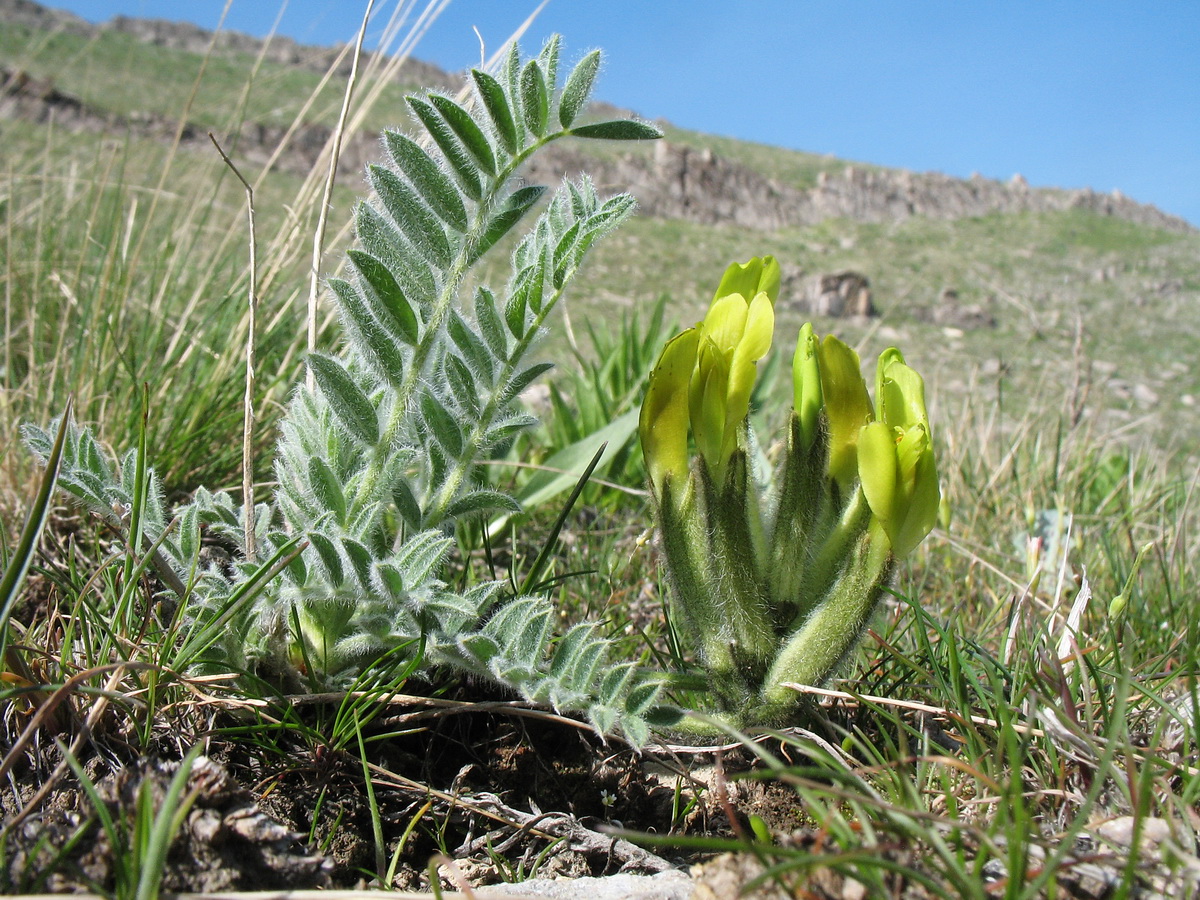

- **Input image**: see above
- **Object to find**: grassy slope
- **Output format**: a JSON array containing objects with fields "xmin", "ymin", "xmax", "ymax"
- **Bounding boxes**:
[{"xmin": 3, "ymin": 16, "xmax": 1200, "ymax": 895}]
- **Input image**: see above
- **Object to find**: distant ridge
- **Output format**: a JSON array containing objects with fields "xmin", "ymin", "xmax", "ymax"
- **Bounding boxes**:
[{"xmin": 2, "ymin": 0, "xmax": 1192, "ymax": 234}]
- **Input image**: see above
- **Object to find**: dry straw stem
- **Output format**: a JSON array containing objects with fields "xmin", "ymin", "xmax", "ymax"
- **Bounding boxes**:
[
  {"xmin": 208, "ymin": 132, "xmax": 260, "ymax": 561},
  {"xmin": 307, "ymin": 0, "xmax": 376, "ymax": 384},
  {"xmin": 784, "ymin": 682, "xmax": 1200, "ymax": 779}
]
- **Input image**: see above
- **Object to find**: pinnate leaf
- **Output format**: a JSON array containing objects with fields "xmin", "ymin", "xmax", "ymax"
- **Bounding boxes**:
[
  {"xmin": 383, "ymin": 130, "xmax": 469, "ymax": 232},
  {"xmin": 307, "ymin": 354, "xmax": 378, "ymax": 445},
  {"xmin": 368, "ymin": 164, "xmax": 452, "ymax": 269},
  {"xmin": 558, "ymin": 50, "xmax": 600, "ymax": 128},
  {"xmin": 429, "ymin": 94, "xmax": 497, "ymax": 175},
  {"xmin": 468, "ymin": 185, "xmax": 547, "ymax": 264},
  {"xmin": 570, "ymin": 120, "xmax": 663, "ymax": 141},
  {"xmin": 471, "ymin": 69, "xmax": 518, "ymax": 154},
  {"xmin": 407, "ymin": 95, "xmax": 483, "ymax": 202},
  {"xmin": 348, "ymin": 250, "xmax": 419, "ymax": 345},
  {"xmin": 519, "ymin": 60, "xmax": 548, "ymax": 136}
]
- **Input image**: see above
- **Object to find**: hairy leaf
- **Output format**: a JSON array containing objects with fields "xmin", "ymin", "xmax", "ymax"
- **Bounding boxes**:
[
  {"xmin": 449, "ymin": 311, "xmax": 495, "ymax": 381},
  {"xmin": 308, "ymin": 531, "xmax": 344, "ymax": 587},
  {"xmin": 468, "ymin": 185, "xmax": 547, "ymax": 265},
  {"xmin": 420, "ymin": 391, "xmax": 464, "ymax": 457},
  {"xmin": 307, "ymin": 354, "xmax": 379, "ymax": 445},
  {"xmin": 342, "ymin": 538, "xmax": 374, "ymax": 592},
  {"xmin": 429, "ymin": 94, "xmax": 497, "ymax": 176},
  {"xmin": 368, "ymin": 164, "xmax": 452, "ymax": 269},
  {"xmin": 383, "ymin": 130, "xmax": 469, "ymax": 233},
  {"xmin": 327, "ymin": 278, "xmax": 407, "ymax": 385},
  {"xmin": 474, "ymin": 287, "xmax": 509, "ymax": 361},
  {"xmin": 355, "ymin": 203, "xmax": 437, "ymax": 309},
  {"xmin": 407, "ymin": 95, "xmax": 483, "ymax": 202},
  {"xmin": 392, "ymin": 479, "xmax": 423, "ymax": 532},
  {"xmin": 569, "ymin": 120, "xmax": 663, "ymax": 141},
  {"xmin": 558, "ymin": 50, "xmax": 600, "ymax": 128},
  {"xmin": 519, "ymin": 59, "xmax": 548, "ymax": 137},
  {"xmin": 471, "ymin": 69, "xmax": 518, "ymax": 155},
  {"xmin": 537, "ymin": 35, "xmax": 562, "ymax": 101},
  {"xmin": 444, "ymin": 490, "xmax": 522, "ymax": 519},
  {"xmin": 445, "ymin": 354, "xmax": 479, "ymax": 416},
  {"xmin": 348, "ymin": 250, "xmax": 419, "ymax": 345},
  {"xmin": 308, "ymin": 457, "xmax": 346, "ymax": 525},
  {"xmin": 502, "ymin": 362, "xmax": 555, "ymax": 404}
]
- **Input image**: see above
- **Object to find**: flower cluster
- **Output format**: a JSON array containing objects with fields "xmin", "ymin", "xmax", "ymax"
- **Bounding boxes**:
[{"xmin": 640, "ymin": 257, "xmax": 940, "ymax": 725}]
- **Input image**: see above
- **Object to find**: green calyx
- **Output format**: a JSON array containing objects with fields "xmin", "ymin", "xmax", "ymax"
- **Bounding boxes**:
[{"xmin": 640, "ymin": 258, "xmax": 941, "ymax": 728}]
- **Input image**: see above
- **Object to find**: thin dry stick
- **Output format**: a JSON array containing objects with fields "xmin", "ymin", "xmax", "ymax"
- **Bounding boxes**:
[
  {"xmin": 308, "ymin": 0, "xmax": 376, "ymax": 387},
  {"xmin": 208, "ymin": 133, "xmax": 259, "ymax": 560}
]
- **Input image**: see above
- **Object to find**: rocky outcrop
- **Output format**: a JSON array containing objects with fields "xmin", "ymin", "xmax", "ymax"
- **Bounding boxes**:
[
  {"xmin": 3, "ymin": 0, "xmax": 1193, "ymax": 235},
  {"xmin": 527, "ymin": 144, "xmax": 1194, "ymax": 234},
  {"xmin": 776, "ymin": 269, "xmax": 876, "ymax": 317}
]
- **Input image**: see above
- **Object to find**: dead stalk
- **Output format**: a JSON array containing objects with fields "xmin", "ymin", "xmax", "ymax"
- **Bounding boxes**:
[
  {"xmin": 308, "ymin": 0, "xmax": 376, "ymax": 387},
  {"xmin": 209, "ymin": 133, "xmax": 259, "ymax": 561}
]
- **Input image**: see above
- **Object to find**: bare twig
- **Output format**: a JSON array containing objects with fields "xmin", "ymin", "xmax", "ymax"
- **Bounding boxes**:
[
  {"xmin": 308, "ymin": 0, "xmax": 376, "ymax": 386},
  {"xmin": 208, "ymin": 132, "xmax": 259, "ymax": 561}
]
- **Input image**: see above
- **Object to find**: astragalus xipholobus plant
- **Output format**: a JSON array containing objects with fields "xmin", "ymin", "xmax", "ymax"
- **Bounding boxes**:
[
  {"xmin": 640, "ymin": 257, "xmax": 940, "ymax": 728},
  {"xmin": 25, "ymin": 38, "xmax": 672, "ymax": 744}
]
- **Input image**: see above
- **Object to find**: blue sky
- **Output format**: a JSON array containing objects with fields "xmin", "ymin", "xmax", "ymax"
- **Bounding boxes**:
[{"xmin": 47, "ymin": 1, "xmax": 1200, "ymax": 226}]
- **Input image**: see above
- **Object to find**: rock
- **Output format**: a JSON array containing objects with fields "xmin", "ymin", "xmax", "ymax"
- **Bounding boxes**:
[
  {"xmin": 1095, "ymin": 816, "xmax": 1173, "ymax": 850},
  {"xmin": 474, "ymin": 870, "xmax": 693, "ymax": 900},
  {"xmin": 928, "ymin": 288, "xmax": 997, "ymax": 330},
  {"xmin": 1132, "ymin": 383, "xmax": 1159, "ymax": 407},
  {"xmin": 779, "ymin": 271, "xmax": 875, "ymax": 317}
]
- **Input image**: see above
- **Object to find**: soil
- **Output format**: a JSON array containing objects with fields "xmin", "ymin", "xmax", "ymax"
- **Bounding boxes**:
[{"xmin": 1, "ymin": 685, "xmax": 820, "ymax": 894}]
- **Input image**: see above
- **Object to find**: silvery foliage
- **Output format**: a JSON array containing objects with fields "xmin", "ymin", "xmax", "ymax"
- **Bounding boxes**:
[{"xmin": 24, "ymin": 38, "xmax": 669, "ymax": 744}]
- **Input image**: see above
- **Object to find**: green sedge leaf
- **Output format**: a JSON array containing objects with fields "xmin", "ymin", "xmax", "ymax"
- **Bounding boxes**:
[
  {"xmin": 558, "ymin": 49, "xmax": 600, "ymax": 128},
  {"xmin": 468, "ymin": 184, "xmax": 547, "ymax": 265},
  {"xmin": 519, "ymin": 59, "xmax": 548, "ymax": 137},
  {"xmin": 420, "ymin": 391, "xmax": 463, "ymax": 457},
  {"xmin": 306, "ymin": 353, "xmax": 378, "ymax": 446},
  {"xmin": 406, "ymin": 95, "xmax": 483, "ymax": 202},
  {"xmin": 367, "ymin": 164, "xmax": 452, "ymax": 269},
  {"xmin": 347, "ymin": 250, "xmax": 419, "ymax": 345},
  {"xmin": 569, "ymin": 120, "xmax": 663, "ymax": 141},
  {"xmin": 383, "ymin": 131, "xmax": 469, "ymax": 233},
  {"xmin": 429, "ymin": 93, "xmax": 497, "ymax": 176},
  {"xmin": 471, "ymin": 70, "xmax": 519, "ymax": 155},
  {"xmin": 327, "ymin": 278, "xmax": 407, "ymax": 386},
  {"xmin": 307, "ymin": 456, "xmax": 346, "ymax": 525}
]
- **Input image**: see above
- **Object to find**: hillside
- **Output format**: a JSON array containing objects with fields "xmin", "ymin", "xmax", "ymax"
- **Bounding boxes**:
[
  {"xmin": 2, "ymin": 0, "xmax": 1200, "ymax": 458},
  {"xmin": 5, "ymin": 6, "xmax": 1200, "ymax": 895}
]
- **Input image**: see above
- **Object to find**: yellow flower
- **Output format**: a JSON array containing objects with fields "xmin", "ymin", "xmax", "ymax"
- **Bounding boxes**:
[
  {"xmin": 816, "ymin": 334, "xmax": 873, "ymax": 490},
  {"xmin": 640, "ymin": 327, "xmax": 700, "ymax": 505},
  {"xmin": 641, "ymin": 257, "xmax": 780, "ymax": 496},
  {"xmin": 688, "ymin": 289, "xmax": 774, "ymax": 481},
  {"xmin": 791, "ymin": 322, "xmax": 823, "ymax": 450},
  {"xmin": 857, "ymin": 350, "xmax": 940, "ymax": 556}
]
